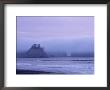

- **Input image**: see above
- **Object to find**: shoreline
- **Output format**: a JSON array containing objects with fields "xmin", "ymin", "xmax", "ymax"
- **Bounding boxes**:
[{"xmin": 16, "ymin": 69, "xmax": 57, "ymax": 74}]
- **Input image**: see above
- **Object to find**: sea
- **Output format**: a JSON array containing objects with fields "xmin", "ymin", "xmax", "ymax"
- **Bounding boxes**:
[{"xmin": 16, "ymin": 57, "xmax": 94, "ymax": 74}]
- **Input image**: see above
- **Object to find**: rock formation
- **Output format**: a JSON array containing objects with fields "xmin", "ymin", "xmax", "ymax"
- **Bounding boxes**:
[{"xmin": 26, "ymin": 44, "xmax": 48, "ymax": 58}]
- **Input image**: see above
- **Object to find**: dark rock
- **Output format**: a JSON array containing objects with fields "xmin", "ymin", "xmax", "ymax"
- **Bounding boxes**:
[{"xmin": 26, "ymin": 44, "xmax": 48, "ymax": 58}]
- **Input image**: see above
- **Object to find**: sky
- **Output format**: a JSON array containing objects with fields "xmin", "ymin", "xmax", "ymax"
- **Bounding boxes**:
[{"xmin": 17, "ymin": 16, "xmax": 94, "ymax": 54}]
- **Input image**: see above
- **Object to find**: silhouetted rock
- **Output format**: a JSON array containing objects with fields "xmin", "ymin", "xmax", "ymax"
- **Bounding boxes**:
[{"xmin": 26, "ymin": 44, "xmax": 48, "ymax": 58}]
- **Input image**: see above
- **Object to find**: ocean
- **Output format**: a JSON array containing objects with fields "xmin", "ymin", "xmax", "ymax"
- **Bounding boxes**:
[{"xmin": 16, "ymin": 57, "xmax": 94, "ymax": 74}]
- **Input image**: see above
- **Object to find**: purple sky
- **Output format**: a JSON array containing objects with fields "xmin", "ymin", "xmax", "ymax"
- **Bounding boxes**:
[{"xmin": 17, "ymin": 16, "xmax": 94, "ymax": 53}]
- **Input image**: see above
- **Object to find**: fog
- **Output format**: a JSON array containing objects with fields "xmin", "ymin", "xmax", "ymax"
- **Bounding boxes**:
[{"xmin": 16, "ymin": 16, "xmax": 94, "ymax": 55}]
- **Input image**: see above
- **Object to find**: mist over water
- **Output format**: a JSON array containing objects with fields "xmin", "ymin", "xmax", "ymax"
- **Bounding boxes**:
[
  {"xmin": 17, "ymin": 38, "xmax": 94, "ymax": 57},
  {"xmin": 17, "ymin": 16, "xmax": 94, "ymax": 54},
  {"xmin": 16, "ymin": 16, "xmax": 94, "ymax": 74}
]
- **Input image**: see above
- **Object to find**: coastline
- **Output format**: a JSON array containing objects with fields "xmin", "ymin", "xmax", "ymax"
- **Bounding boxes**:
[{"xmin": 16, "ymin": 69, "xmax": 58, "ymax": 74}]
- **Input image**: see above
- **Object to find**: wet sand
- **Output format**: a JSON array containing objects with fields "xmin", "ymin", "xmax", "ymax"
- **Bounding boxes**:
[{"xmin": 16, "ymin": 69, "xmax": 60, "ymax": 74}]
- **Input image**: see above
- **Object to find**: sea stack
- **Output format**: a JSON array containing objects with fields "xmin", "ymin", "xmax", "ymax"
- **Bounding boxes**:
[{"xmin": 26, "ymin": 44, "xmax": 48, "ymax": 58}]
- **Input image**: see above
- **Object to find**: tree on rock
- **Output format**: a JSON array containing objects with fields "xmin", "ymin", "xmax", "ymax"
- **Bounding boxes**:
[{"xmin": 26, "ymin": 44, "xmax": 48, "ymax": 58}]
